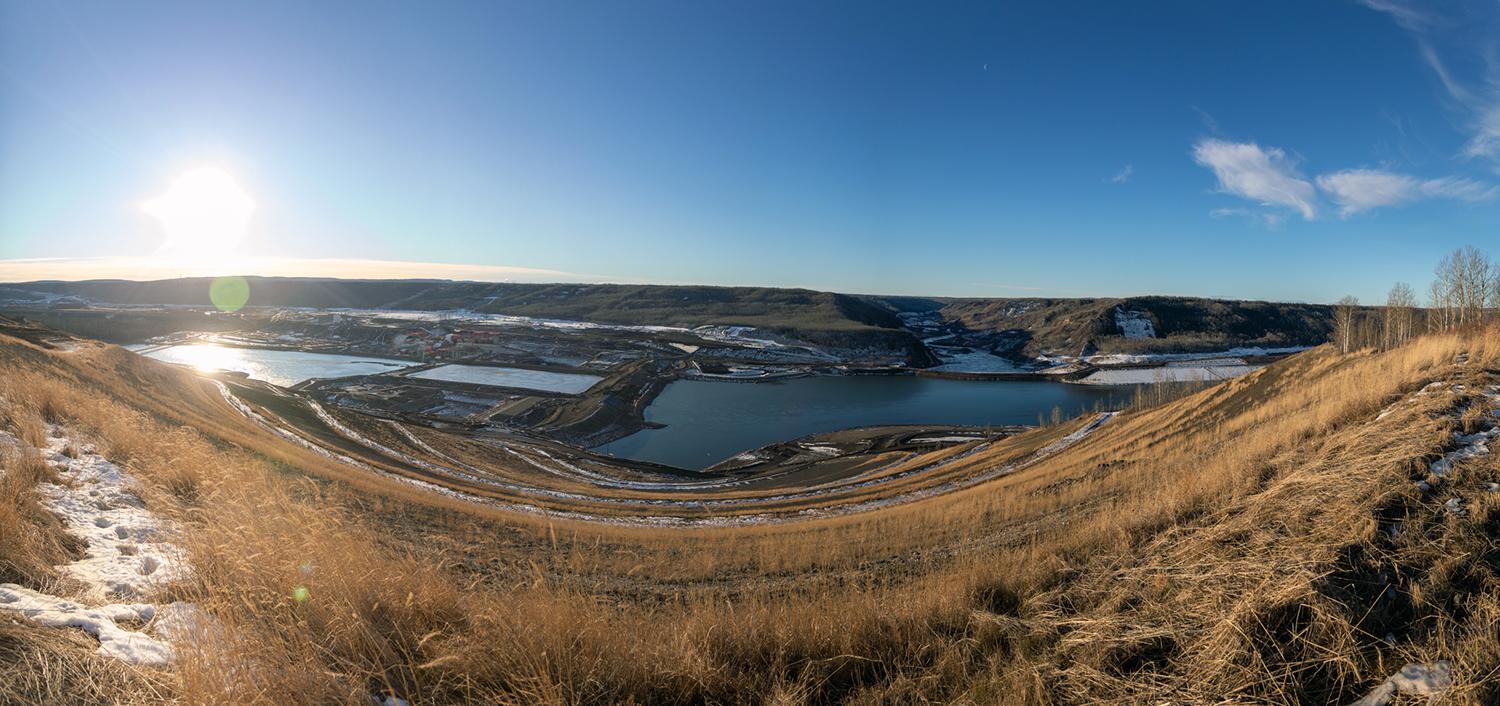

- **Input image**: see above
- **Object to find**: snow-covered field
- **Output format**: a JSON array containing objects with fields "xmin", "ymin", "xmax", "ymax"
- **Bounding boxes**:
[
  {"xmin": 1075, "ymin": 363, "xmax": 1260, "ymax": 385},
  {"xmin": 408, "ymin": 364, "xmax": 602, "ymax": 394},
  {"xmin": 1077, "ymin": 345, "xmax": 1311, "ymax": 367},
  {"xmin": 0, "ymin": 427, "xmax": 195, "ymax": 666}
]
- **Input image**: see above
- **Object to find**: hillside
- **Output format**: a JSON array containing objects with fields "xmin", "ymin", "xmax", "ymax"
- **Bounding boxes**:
[
  {"xmin": 934, "ymin": 295, "xmax": 1348, "ymax": 356},
  {"xmin": 0, "ymin": 278, "xmax": 1359, "ymax": 363},
  {"xmin": 0, "ymin": 278, "xmax": 900, "ymax": 331},
  {"xmin": 1, "ymin": 319, "xmax": 1498, "ymax": 703}
]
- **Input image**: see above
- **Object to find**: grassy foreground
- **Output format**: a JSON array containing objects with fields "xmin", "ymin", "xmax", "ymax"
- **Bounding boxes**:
[{"xmin": 2, "ymin": 324, "xmax": 1500, "ymax": 704}]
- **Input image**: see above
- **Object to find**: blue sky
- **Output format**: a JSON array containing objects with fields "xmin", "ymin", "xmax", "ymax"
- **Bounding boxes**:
[{"xmin": 2, "ymin": 0, "xmax": 1498, "ymax": 302}]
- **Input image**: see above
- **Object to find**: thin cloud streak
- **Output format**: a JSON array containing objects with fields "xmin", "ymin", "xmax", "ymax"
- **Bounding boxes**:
[
  {"xmin": 1316, "ymin": 169, "xmax": 1498, "ymax": 217},
  {"xmin": 1360, "ymin": 1, "xmax": 1500, "ymax": 166},
  {"xmin": 1356, "ymin": 0, "xmax": 1434, "ymax": 32}
]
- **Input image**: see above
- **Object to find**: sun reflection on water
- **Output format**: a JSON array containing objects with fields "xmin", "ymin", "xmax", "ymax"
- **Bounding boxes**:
[{"xmin": 164, "ymin": 343, "xmax": 253, "ymax": 375}]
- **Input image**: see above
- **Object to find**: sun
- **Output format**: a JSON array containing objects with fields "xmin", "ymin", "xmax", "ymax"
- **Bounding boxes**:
[{"xmin": 141, "ymin": 167, "xmax": 256, "ymax": 260}]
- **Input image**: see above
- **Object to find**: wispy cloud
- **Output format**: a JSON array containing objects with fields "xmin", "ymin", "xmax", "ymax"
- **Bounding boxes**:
[
  {"xmin": 1462, "ymin": 105, "xmax": 1500, "ymax": 161},
  {"xmin": 1109, "ymin": 164, "xmax": 1133, "ymax": 184},
  {"xmin": 1191, "ymin": 105, "xmax": 1222, "ymax": 135},
  {"xmin": 1360, "ymin": 1, "xmax": 1500, "ymax": 167},
  {"xmin": 1209, "ymin": 207, "xmax": 1285, "ymax": 229},
  {"xmin": 1192, "ymin": 139, "xmax": 1318, "ymax": 220},
  {"xmin": 1315, "ymin": 168, "xmax": 1498, "ymax": 217},
  {"xmin": 1356, "ymin": 0, "xmax": 1435, "ymax": 32},
  {"xmin": 1417, "ymin": 42, "xmax": 1473, "ymax": 104},
  {"xmin": 0, "ymin": 256, "xmax": 612, "ymax": 284}
]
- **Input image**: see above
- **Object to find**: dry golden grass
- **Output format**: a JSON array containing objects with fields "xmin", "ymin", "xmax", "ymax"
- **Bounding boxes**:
[
  {"xmin": 0, "ymin": 619, "xmax": 174, "ymax": 706},
  {"xmin": 0, "ymin": 391, "xmax": 78, "ymax": 589},
  {"xmin": 0, "ymin": 325, "xmax": 1497, "ymax": 703}
]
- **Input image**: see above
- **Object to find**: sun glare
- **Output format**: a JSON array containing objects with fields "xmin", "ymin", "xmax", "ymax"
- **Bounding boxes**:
[{"xmin": 141, "ymin": 167, "xmax": 256, "ymax": 260}]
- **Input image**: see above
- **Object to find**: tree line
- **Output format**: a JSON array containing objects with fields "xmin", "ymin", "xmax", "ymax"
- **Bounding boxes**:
[{"xmin": 1332, "ymin": 245, "xmax": 1498, "ymax": 354}]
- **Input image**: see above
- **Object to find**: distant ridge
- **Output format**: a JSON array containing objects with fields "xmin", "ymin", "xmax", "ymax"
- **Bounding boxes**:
[{"xmin": 0, "ymin": 277, "xmax": 1349, "ymax": 356}]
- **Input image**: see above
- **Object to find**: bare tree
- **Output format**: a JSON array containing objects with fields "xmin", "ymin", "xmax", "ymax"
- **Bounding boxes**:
[
  {"xmin": 1333, "ymin": 295, "xmax": 1360, "ymax": 354},
  {"xmin": 1491, "ymin": 266, "xmax": 1500, "ymax": 314},
  {"xmin": 1462, "ymin": 246, "xmax": 1492, "ymax": 324},
  {"xmin": 1431, "ymin": 246, "xmax": 1493, "ymax": 329},
  {"xmin": 1384, "ymin": 281, "xmax": 1417, "ymax": 349}
]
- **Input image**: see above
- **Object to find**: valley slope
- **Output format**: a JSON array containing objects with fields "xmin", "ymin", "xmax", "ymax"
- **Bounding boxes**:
[
  {"xmin": 1, "ymin": 318, "xmax": 1498, "ymax": 703},
  {"xmin": 1, "ymin": 277, "xmax": 1347, "ymax": 359}
]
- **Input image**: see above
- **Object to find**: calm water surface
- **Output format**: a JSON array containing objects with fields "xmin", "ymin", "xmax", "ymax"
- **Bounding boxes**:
[
  {"xmin": 594, "ymin": 375, "xmax": 1126, "ymax": 470},
  {"xmin": 130, "ymin": 343, "xmax": 409, "ymax": 387}
]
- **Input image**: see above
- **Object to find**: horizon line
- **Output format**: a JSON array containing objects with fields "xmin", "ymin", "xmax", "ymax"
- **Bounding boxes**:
[{"xmin": 0, "ymin": 256, "xmax": 1354, "ymax": 306}]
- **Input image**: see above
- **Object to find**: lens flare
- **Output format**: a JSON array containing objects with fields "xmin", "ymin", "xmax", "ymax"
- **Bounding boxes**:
[{"xmin": 209, "ymin": 276, "xmax": 251, "ymax": 312}]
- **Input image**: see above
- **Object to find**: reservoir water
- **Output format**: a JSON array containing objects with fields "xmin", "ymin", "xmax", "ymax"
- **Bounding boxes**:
[
  {"xmin": 594, "ymin": 375, "xmax": 1127, "ymax": 470},
  {"xmin": 129, "ymin": 343, "xmax": 409, "ymax": 387}
]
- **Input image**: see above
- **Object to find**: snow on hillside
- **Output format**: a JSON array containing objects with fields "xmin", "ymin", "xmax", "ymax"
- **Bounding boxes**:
[
  {"xmin": 1114, "ymin": 307, "xmax": 1156, "ymax": 339},
  {"xmin": 0, "ymin": 427, "xmax": 196, "ymax": 666}
]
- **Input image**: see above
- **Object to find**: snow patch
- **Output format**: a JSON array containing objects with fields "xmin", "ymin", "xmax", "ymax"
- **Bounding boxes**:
[
  {"xmin": 1075, "ymin": 364, "xmax": 1259, "ymax": 385},
  {"xmin": 798, "ymin": 444, "xmax": 841, "ymax": 457},
  {"xmin": 1427, "ymin": 386, "xmax": 1500, "ymax": 482},
  {"xmin": 1080, "ymin": 346, "xmax": 1311, "ymax": 367},
  {"xmin": 0, "ymin": 585, "xmax": 175, "ymax": 665},
  {"xmin": 1348, "ymin": 661, "xmax": 1452, "ymax": 706},
  {"xmin": 0, "ymin": 427, "xmax": 194, "ymax": 666},
  {"xmin": 1114, "ymin": 308, "xmax": 1156, "ymax": 339}
]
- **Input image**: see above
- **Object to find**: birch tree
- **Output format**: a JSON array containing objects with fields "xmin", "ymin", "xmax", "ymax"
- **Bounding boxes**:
[
  {"xmin": 1431, "ymin": 246, "xmax": 1493, "ymax": 328},
  {"xmin": 1333, "ymin": 295, "xmax": 1359, "ymax": 354},
  {"xmin": 1384, "ymin": 281, "xmax": 1417, "ymax": 349}
]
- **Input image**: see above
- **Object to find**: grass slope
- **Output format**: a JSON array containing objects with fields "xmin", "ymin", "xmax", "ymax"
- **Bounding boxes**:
[{"xmin": 2, "ymin": 321, "xmax": 1498, "ymax": 704}]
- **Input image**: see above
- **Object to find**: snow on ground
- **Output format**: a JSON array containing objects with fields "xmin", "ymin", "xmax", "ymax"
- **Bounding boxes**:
[
  {"xmin": 351, "ymin": 308, "xmax": 687, "ymax": 335},
  {"xmin": 1348, "ymin": 661, "xmax": 1453, "ymax": 706},
  {"xmin": 1080, "ymin": 345, "xmax": 1310, "ymax": 367},
  {"xmin": 692, "ymin": 326, "xmax": 843, "ymax": 361},
  {"xmin": 0, "ymin": 427, "xmax": 194, "ymax": 666},
  {"xmin": 407, "ymin": 363, "xmax": 602, "ymax": 394},
  {"xmin": 692, "ymin": 325, "xmax": 786, "ymax": 349},
  {"xmin": 1114, "ymin": 308, "xmax": 1156, "ymax": 339},
  {"xmin": 1164, "ymin": 357, "xmax": 1245, "ymax": 367},
  {"xmin": 1075, "ymin": 363, "xmax": 1260, "ymax": 385},
  {"xmin": 1426, "ymin": 383, "xmax": 1500, "ymax": 483},
  {"xmin": 798, "ymin": 444, "xmax": 841, "ymax": 456}
]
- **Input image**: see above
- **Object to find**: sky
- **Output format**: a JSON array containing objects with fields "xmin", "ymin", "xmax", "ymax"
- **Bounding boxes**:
[{"xmin": 2, "ymin": 0, "xmax": 1498, "ymax": 303}]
